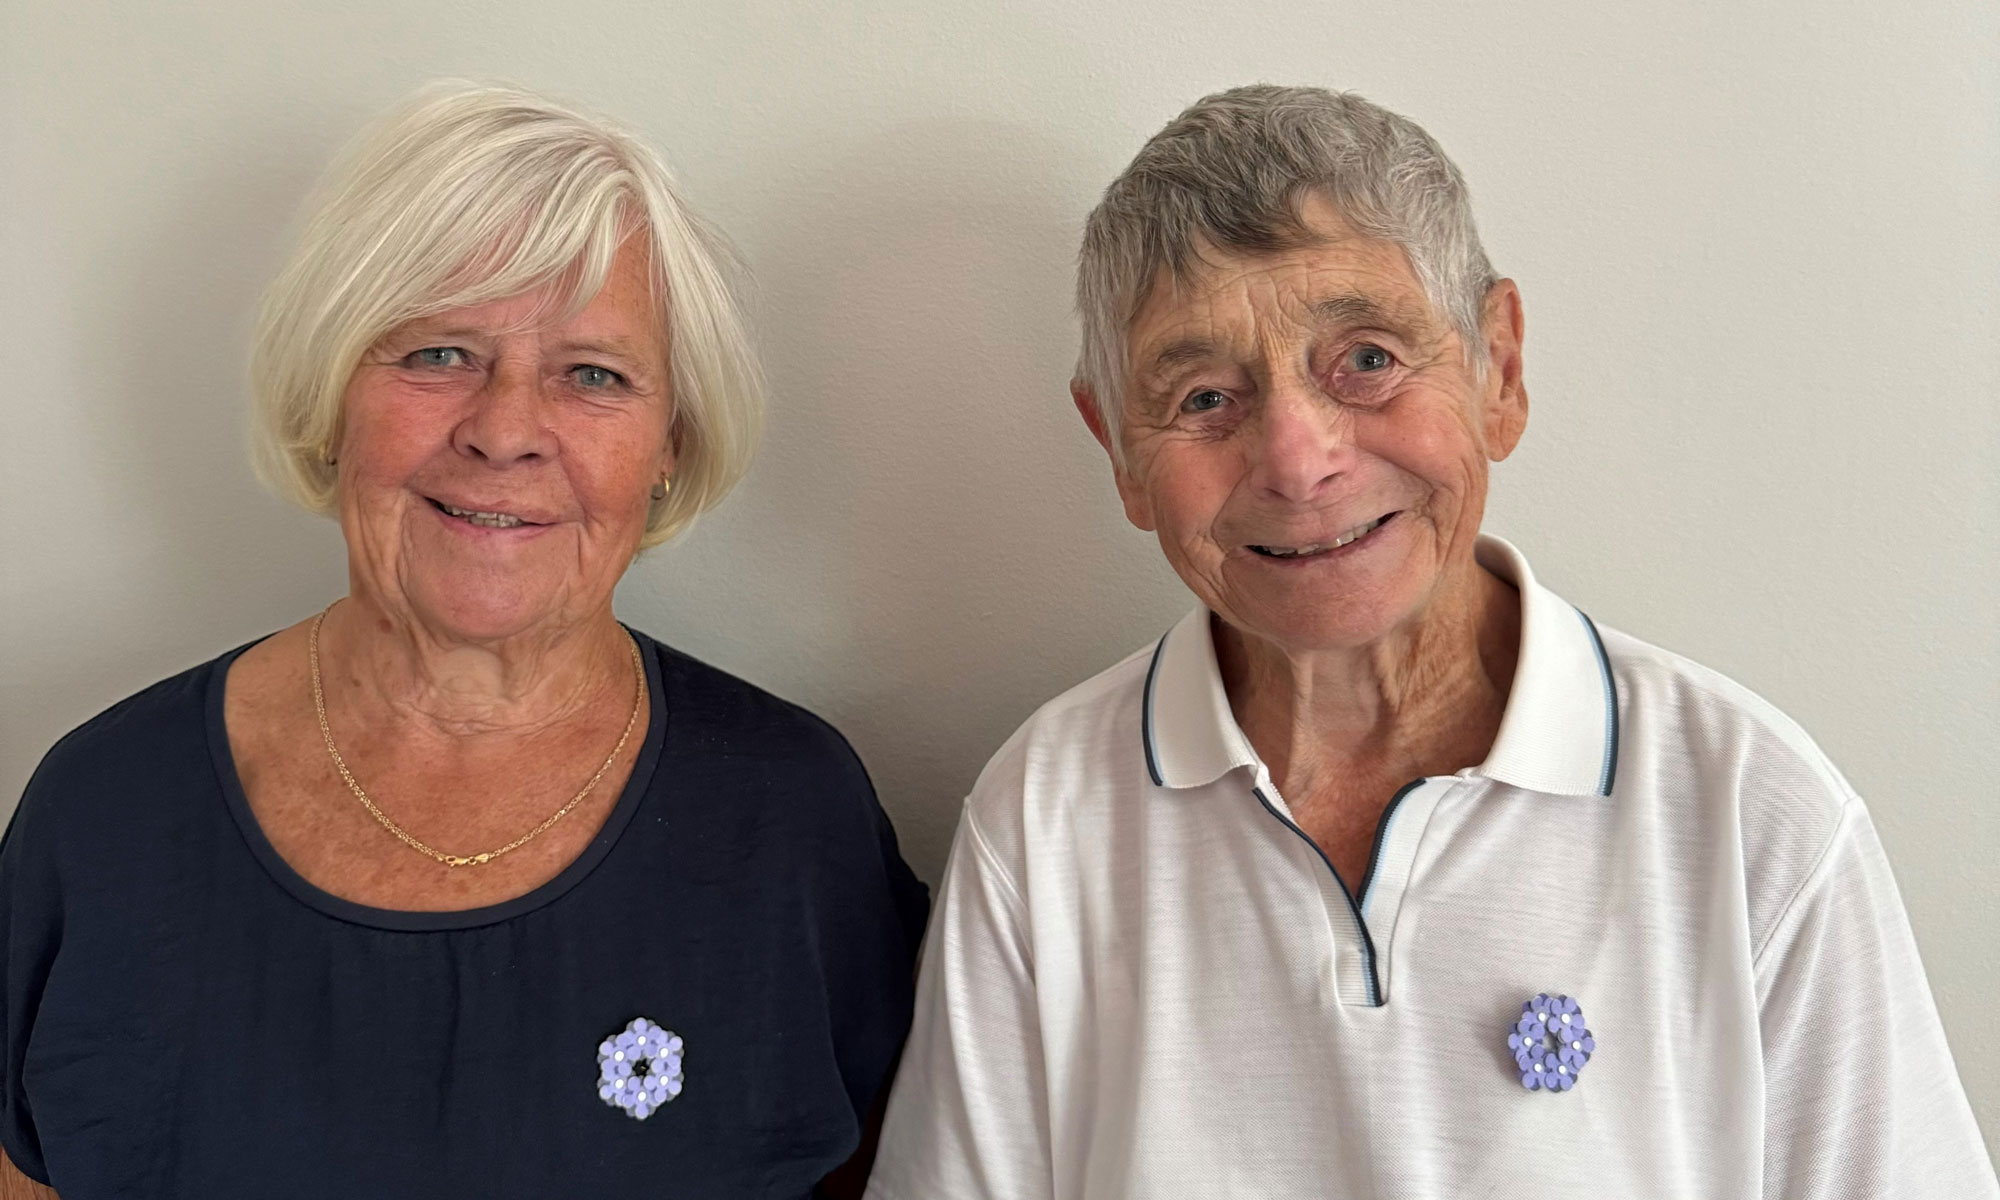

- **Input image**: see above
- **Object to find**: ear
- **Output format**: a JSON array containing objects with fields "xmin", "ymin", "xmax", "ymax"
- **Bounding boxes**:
[
  {"xmin": 1071, "ymin": 380, "xmax": 1156, "ymax": 532},
  {"xmin": 658, "ymin": 405, "xmax": 681, "ymax": 480},
  {"xmin": 1478, "ymin": 278, "xmax": 1529, "ymax": 462}
]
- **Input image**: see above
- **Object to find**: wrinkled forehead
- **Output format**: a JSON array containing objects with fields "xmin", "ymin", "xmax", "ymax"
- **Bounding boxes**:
[{"xmin": 1127, "ymin": 223, "xmax": 1442, "ymax": 374}]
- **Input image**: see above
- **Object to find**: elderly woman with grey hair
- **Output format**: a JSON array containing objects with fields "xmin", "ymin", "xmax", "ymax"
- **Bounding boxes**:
[
  {"xmin": 866, "ymin": 86, "xmax": 1997, "ymax": 1198},
  {"xmin": 0, "ymin": 83, "xmax": 925, "ymax": 1199}
]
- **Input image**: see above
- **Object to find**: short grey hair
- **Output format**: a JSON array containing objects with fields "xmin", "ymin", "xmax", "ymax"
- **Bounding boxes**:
[
  {"xmin": 1076, "ymin": 84, "xmax": 1497, "ymax": 452},
  {"xmin": 251, "ymin": 80, "xmax": 763, "ymax": 548}
]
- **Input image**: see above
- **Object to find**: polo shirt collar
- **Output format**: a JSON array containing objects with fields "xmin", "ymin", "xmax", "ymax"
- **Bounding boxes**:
[{"xmin": 1140, "ymin": 534, "xmax": 1619, "ymax": 798}]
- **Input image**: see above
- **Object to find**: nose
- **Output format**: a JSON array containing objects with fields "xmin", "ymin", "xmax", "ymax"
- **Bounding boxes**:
[
  {"xmin": 1247, "ymin": 380, "xmax": 1351, "ymax": 503},
  {"xmin": 452, "ymin": 357, "xmax": 557, "ymax": 466}
]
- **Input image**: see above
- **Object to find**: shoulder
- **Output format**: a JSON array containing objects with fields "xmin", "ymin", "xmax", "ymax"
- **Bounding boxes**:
[
  {"xmin": 631, "ymin": 631, "xmax": 928, "ymax": 935},
  {"xmin": 640, "ymin": 632, "xmax": 868, "ymax": 782},
  {"xmin": 633, "ymin": 630, "xmax": 896, "ymax": 860},
  {"xmin": 1592, "ymin": 621, "xmax": 1861, "ymax": 953},
  {"xmin": 1595, "ymin": 621, "xmax": 1855, "ymax": 808},
  {"xmin": 7, "ymin": 644, "xmax": 243, "ymax": 860},
  {"xmin": 959, "ymin": 638, "xmax": 1156, "ymax": 864}
]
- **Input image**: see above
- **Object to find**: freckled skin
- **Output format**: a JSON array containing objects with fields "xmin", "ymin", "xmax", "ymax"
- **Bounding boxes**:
[
  {"xmin": 338, "ymin": 238, "xmax": 675, "ymax": 647},
  {"xmin": 1074, "ymin": 193, "xmax": 1531, "ymax": 885}
]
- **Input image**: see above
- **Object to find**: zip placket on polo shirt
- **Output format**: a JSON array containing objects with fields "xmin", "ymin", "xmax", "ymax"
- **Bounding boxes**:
[
  {"xmin": 1247, "ymin": 773, "xmax": 1385, "ymax": 1005},
  {"xmin": 1242, "ymin": 771, "xmax": 1470, "ymax": 1007},
  {"xmin": 1143, "ymin": 618, "xmax": 1401, "ymax": 1008}
]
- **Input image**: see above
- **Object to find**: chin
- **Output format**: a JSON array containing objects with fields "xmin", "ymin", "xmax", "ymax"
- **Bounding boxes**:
[
  {"xmin": 403, "ymin": 572, "xmax": 571, "ymax": 643},
  {"xmin": 1212, "ymin": 568, "xmax": 1430, "ymax": 655}
]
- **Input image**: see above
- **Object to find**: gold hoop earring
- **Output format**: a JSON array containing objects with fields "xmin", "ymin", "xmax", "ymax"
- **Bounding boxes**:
[{"xmin": 651, "ymin": 476, "xmax": 671, "ymax": 501}]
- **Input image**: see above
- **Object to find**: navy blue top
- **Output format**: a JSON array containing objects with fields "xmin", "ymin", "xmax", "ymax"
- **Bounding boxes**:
[{"xmin": 0, "ymin": 630, "xmax": 929, "ymax": 1198}]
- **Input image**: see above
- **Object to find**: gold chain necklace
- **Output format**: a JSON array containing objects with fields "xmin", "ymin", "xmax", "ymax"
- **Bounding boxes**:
[{"xmin": 308, "ymin": 606, "xmax": 645, "ymax": 868}]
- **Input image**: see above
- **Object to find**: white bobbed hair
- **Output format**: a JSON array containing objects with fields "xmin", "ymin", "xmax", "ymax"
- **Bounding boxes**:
[{"xmin": 250, "ymin": 80, "xmax": 763, "ymax": 548}]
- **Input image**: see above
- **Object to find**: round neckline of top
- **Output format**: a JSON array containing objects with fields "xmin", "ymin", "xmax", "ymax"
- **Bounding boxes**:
[{"xmin": 203, "ymin": 623, "xmax": 669, "ymax": 933}]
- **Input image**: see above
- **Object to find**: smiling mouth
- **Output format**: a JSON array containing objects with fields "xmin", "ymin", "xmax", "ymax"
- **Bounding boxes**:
[
  {"xmin": 1248, "ymin": 512, "xmax": 1396, "ymax": 559},
  {"xmin": 428, "ymin": 498, "xmax": 541, "ymax": 529}
]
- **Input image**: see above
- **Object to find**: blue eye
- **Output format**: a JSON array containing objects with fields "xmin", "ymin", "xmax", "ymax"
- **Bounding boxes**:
[
  {"xmin": 1182, "ymin": 388, "xmax": 1228, "ymax": 413},
  {"xmin": 408, "ymin": 346, "xmax": 465, "ymax": 368},
  {"xmin": 1349, "ymin": 344, "xmax": 1393, "ymax": 372},
  {"xmin": 572, "ymin": 365, "xmax": 624, "ymax": 390}
]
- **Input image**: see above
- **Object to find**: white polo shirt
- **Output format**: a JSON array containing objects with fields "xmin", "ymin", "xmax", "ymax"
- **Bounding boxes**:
[{"xmin": 867, "ymin": 536, "xmax": 1997, "ymax": 1199}]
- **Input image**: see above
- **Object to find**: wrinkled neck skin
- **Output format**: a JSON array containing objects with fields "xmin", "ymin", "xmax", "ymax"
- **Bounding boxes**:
[
  {"xmin": 316, "ymin": 581, "xmax": 635, "ymax": 744},
  {"xmin": 1217, "ymin": 553, "xmax": 1521, "ymax": 800}
]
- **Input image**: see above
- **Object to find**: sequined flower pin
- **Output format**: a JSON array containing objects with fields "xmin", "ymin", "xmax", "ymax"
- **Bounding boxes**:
[
  {"xmin": 1507, "ymin": 993, "xmax": 1595, "ymax": 1092},
  {"xmin": 597, "ymin": 1017, "xmax": 684, "ymax": 1119}
]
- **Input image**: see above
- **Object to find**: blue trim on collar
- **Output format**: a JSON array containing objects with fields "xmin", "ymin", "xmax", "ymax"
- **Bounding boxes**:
[
  {"xmin": 1576, "ymin": 610, "xmax": 1620, "ymax": 796},
  {"xmin": 1137, "ymin": 540, "xmax": 1622, "ymax": 799},
  {"xmin": 1140, "ymin": 634, "xmax": 1169, "ymax": 788}
]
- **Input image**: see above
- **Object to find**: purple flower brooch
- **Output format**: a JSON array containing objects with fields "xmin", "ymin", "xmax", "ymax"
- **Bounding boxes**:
[
  {"xmin": 597, "ymin": 1016, "xmax": 684, "ymax": 1119},
  {"xmin": 1507, "ymin": 993, "xmax": 1595, "ymax": 1092}
]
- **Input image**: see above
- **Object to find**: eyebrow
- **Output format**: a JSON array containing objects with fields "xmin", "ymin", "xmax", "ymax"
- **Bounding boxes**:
[
  {"xmin": 1310, "ymin": 292, "xmax": 1429, "ymax": 331},
  {"xmin": 1144, "ymin": 338, "xmax": 1220, "ymax": 374},
  {"xmin": 1136, "ymin": 292, "xmax": 1431, "ymax": 382},
  {"xmin": 552, "ymin": 336, "xmax": 655, "ymax": 364}
]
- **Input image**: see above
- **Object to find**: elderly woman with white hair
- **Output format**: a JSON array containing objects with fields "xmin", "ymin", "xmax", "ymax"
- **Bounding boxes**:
[
  {"xmin": 865, "ymin": 86, "xmax": 1997, "ymax": 1198},
  {"xmin": 0, "ymin": 84, "xmax": 925, "ymax": 1199}
]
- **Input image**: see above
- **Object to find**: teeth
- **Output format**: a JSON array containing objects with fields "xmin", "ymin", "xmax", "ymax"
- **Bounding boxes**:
[
  {"xmin": 439, "ymin": 502, "xmax": 526, "ymax": 528},
  {"xmin": 1257, "ymin": 514, "xmax": 1389, "ymax": 558},
  {"xmin": 1332, "ymin": 514, "xmax": 1387, "ymax": 546}
]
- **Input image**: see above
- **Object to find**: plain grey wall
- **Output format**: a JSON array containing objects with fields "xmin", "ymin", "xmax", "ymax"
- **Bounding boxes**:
[{"xmin": 3, "ymin": 0, "xmax": 1994, "ymax": 1153}]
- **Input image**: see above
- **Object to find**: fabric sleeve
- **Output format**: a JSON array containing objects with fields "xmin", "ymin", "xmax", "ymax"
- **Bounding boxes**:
[
  {"xmin": 864, "ymin": 803, "xmax": 1052, "ymax": 1200},
  {"xmin": 0, "ymin": 767, "xmax": 65, "ymax": 1186},
  {"xmin": 818, "ymin": 765, "xmax": 932, "ymax": 1128},
  {"xmin": 1755, "ymin": 798, "xmax": 1999, "ymax": 1198}
]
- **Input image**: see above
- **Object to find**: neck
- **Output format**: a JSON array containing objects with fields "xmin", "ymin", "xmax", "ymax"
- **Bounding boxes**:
[
  {"xmin": 1217, "ymin": 555, "xmax": 1521, "ymax": 798},
  {"xmin": 317, "ymin": 591, "xmax": 634, "ymax": 741}
]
